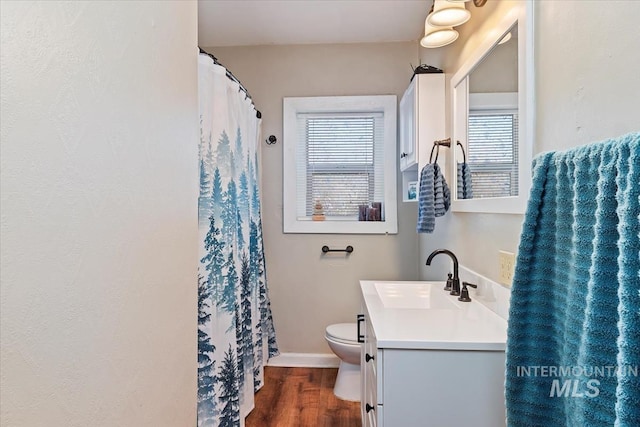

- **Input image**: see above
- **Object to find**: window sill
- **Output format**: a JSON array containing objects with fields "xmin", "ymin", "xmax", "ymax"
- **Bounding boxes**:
[{"xmin": 283, "ymin": 218, "xmax": 397, "ymax": 235}]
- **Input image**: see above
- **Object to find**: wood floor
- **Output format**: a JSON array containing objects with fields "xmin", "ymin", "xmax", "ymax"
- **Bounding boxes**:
[{"xmin": 246, "ymin": 367, "xmax": 362, "ymax": 427}]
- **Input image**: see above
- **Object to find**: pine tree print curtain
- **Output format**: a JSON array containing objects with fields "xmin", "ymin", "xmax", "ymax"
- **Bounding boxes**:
[{"xmin": 198, "ymin": 54, "xmax": 278, "ymax": 427}]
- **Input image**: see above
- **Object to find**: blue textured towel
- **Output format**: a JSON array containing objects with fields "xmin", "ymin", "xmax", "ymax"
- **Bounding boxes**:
[
  {"xmin": 506, "ymin": 132, "xmax": 640, "ymax": 427},
  {"xmin": 417, "ymin": 162, "xmax": 450, "ymax": 233}
]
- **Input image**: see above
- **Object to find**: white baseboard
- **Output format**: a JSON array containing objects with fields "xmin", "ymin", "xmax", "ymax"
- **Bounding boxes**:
[{"xmin": 267, "ymin": 352, "xmax": 340, "ymax": 368}]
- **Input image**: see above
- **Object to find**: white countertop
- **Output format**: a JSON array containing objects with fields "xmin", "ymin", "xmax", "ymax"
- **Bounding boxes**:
[{"xmin": 361, "ymin": 280, "xmax": 508, "ymax": 351}]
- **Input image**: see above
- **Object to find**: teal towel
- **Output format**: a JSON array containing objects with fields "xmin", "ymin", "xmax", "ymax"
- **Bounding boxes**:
[{"xmin": 506, "ymin": 132, "xmax": 640, "ymax": 427}]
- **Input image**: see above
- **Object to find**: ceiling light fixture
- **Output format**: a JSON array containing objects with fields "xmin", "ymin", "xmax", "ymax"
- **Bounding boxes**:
[
  {"xmin": 427, "ymin": 0, "xmax": 471, "ymax": 27},
  {"xmin": 420, "ymin": 18, "xmax": 459, "ymax": 48}
]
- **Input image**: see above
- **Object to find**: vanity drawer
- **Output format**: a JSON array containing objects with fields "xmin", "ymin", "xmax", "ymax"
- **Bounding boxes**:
[
  {"xmin": 364, "ymin": 402, "xmax": 384, "ymax": 427},
  {"xmin": 363, "ymin": 319, "xmax": 383, "ymax": 403},
  {"xmin": 364, "ymin": 383, "xmax": 382, "ymax": 427},
  {"xmin": 365, "ymin": 404, "xmax": 384, "ymax": 427},
  {"xmin": 364, "ymin": 342, "xmax": 378, "ymax": 377}
]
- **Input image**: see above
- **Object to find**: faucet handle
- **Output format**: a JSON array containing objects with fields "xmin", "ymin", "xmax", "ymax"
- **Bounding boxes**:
[
  {"xmin": 458, "ymin": 285, "xmax": 472, "ymax": 302},
  {"xmin": 458, "ymin": 281, "xmax": 477, "ymax": 302}
]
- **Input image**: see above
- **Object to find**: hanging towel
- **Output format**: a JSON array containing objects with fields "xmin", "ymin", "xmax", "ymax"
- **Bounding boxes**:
[
  {"xmin": 505, "ymin": 132, "xmax": 640, "ymax": 427},
  {"xmin": 434, "ymin": 162, "xmax": 450, "ymax": 215},
  {"xmin": 457, "ymin": 162, "xmax": 473, "ymax": 199},
  {"xmin": 417, "ymin": 162, "xmax": 450, "ymax": 233}
]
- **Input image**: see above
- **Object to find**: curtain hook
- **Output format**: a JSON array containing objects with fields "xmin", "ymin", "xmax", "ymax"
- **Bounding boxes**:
[{"xmin": 265, "ymin": 135, "xmax": 277, "ymax": 145}]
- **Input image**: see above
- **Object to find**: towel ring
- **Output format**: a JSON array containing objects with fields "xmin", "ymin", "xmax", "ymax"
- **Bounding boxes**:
[
  {"xmin": 429, "ymin": 143, "xmax": 440, "ymax": 163},
  {"xmin": 429, "ymin": 139, "xmax": 467, "ymax": 164},
  {"xmin": 456, "ymin": 141, "xmax": 467, "ymax": 163},
  {"xmin": 429, "ymin": 138, "xmax": 453, "ymax": 164}
]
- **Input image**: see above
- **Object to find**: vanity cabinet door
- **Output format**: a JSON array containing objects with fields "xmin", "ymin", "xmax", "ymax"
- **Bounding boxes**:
[
  {"xmin": 361, "ymin": 308, "xmax": 383, "ymax": 427},
  {"xmin": 399, "ymin": 78, "xmax": 417, "ymax": 172},
  {"xmin": 399, "ymin": 74, "xmax": 446, "ymax": 173},
  {"xmin": 399, "ymin": 74, "xmax": 445, "ymax": 202}
]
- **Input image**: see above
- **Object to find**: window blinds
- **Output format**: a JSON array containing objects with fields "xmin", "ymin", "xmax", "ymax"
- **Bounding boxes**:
[
  {"xmin": 467, "ymin": 112, "xmax": 519, "ymax": 198},
  {"xmin": 296, "ymin": 113, "xmax": 385, "ymax": 218}
]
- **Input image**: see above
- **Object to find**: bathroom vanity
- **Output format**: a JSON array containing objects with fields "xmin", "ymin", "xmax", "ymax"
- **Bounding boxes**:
[{"xmin": 359, "ymin": 281, "xmax": 507, "ymax": 427}]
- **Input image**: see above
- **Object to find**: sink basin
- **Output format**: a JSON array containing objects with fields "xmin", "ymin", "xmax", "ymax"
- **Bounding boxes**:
[{"xmin": 374, "ymin": 282, "xmax": 460, "ymax": 310}]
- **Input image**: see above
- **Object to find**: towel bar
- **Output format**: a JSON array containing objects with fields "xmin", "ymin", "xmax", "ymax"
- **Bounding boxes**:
[{"xmin": 321, "ymin": 245, "xmax": 354, "ymax": 254}]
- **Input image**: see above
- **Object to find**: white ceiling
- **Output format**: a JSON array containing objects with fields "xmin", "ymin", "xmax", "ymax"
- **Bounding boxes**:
[{"xmin": 198, "ymin": 0, "xmax": 431, "ymax": 47}]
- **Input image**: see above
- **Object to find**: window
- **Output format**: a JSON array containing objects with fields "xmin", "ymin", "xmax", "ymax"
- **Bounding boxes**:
[
  {"xmin": 302, "ymin": 114, "xmax": 381, "ymax": 217},
  {"xmin": 283, "ymin": 96, "xmax": 397, "ymax": 234},
  {"xmin": 467, "ymin": 92, "xmax": 519, "ymax": 199}
]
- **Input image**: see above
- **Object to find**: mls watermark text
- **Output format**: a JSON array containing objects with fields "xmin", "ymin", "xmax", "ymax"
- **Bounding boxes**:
[{"xmin": 515, "ymin": 365, "xmax": 638, "ymax": 398}]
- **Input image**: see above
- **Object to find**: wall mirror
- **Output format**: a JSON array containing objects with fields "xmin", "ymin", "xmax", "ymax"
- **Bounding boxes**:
[{"xmin": 451, "ymin": 4, "xmax": 533, "ymax": 214}]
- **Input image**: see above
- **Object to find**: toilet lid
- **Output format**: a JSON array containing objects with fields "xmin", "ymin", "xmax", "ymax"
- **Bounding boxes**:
[{"xmin": 326, "ymin": 323, "xmax": 358, "ymax": 344}]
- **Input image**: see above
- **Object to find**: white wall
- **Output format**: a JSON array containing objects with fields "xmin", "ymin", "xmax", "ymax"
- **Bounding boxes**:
[
  {"xmin": 0, "ymin": 2, "xmax": 199, "ymax": 426},
  {"xmin": 535, "ymin": 0, "xmax": 640, "ymax": 152},
  {"xmin": 418, "ymin": 0, "xmax": 640, "ymax": 284},
  {"xmin": 208, "ymin": 42, "xmax": 421, "ymax": 353}
]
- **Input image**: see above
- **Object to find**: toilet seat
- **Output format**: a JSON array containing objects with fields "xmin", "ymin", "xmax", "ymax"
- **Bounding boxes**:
[{"xmin": 325, "ymin": 323, "xmax": 358, "ymax": 345}]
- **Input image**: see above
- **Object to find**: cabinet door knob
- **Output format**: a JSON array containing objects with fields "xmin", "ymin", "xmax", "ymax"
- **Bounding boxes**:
[
  {"xmin": 366, "ymin": 403, "xmax": 375, "ymax": 413},
  {"xmin": 365, "ymin": 353, "xmax": 374, "ymax": 362},
  {"xmin": 400, "ymin": 152, "xmax": 407, "ymax": 158}
]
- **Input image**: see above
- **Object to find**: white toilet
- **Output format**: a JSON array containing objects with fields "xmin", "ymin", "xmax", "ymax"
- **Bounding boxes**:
[{"xmin": 325, "ymin": 323, "xmax": 361, "ymax": 401}]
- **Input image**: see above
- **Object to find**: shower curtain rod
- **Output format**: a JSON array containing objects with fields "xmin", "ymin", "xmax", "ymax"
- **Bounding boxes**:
[{"xmin": 199, "ymin": 47, "xmax": 262, "ymax": 119}]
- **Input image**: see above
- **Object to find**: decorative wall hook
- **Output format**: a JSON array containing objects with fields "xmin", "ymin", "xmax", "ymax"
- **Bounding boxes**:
[{"xmin": 266, "ymin": 135, "xmax": 277, "ymax": 145}]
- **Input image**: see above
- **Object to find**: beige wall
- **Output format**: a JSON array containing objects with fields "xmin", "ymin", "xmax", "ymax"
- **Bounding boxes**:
[
  {"xmin": 470, "ymin": 37, "xmax": 518, "ymax": 94},
  {"xmin": 208, "ymin": 42, "xmax": 421, "ymax": 353},
  {"xmin": 0, "ymin": 2, "xmax": 199, "ymax": 426},
  {"xmin": 418, "ymin": 0, "xmax": 640, "ymax": 284}
]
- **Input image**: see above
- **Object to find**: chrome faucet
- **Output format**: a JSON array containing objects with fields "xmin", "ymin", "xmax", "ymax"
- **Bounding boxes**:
[{"xmin": 426, "ymin": 249, "xmax": 460, "ymax": 296}]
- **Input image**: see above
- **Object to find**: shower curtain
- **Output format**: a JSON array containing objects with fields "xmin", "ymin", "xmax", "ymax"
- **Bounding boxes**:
[{"xmin": 197, "ymin": 53, "xmax": 278, "ymax": 427}]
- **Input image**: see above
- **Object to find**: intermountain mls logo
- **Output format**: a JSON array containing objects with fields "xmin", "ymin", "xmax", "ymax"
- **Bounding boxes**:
[{"xmin": 516, "ymin": 365, "xmax": 639, "ymax": 398}]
